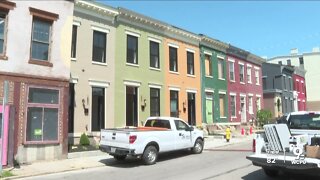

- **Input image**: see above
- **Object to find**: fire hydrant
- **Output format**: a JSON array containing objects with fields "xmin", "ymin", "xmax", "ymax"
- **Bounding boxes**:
[{"xmin": 225, "ymin": 127, "xmax": 231, "ymax": 142}]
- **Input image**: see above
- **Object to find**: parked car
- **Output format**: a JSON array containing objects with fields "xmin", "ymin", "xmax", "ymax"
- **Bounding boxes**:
[{"xmin": 99, "ymin": 117, "xmax": 204, "ymax": 165}]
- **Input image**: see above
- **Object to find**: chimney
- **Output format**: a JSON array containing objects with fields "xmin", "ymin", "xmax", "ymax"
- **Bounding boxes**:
[
  {"xmin": 290, "ymin": 48, "xmax": 298, "ymax": 55},
  {"xmin": 312, "ymin": 47, "xmax": 320, "ymax": 53}
]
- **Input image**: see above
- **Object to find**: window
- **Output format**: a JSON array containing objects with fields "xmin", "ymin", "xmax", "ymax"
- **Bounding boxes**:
[
  {"xmin": 283, "ymin": 76, "xmax": 287, "ymax": 90},
  {"xmin": 31, "ymin": 18, "xmax": 51, "ymax": 61},
  {"xmin": 229, "ymin": 61, "xmax": 235, "ymax": 81},
  {"xmin": 169, "ymin": 46, "xmax": 178, "ymax": 72},
  {"xmin": 205, "ymin": 54, "xmax": 212, "ymax": 76},
  {"xmin": 255, "ymin": 70, "xmax": 260, "ymax": 85},
  {"xmin": 247, "ymin": 66, "xmax": 252, "ymax": 83},
  {"xmin": 71, "ymin": 25, "xmax": 78, "ymax": 59},
  {"xmin": 170, "ymin": 90, "xmax": 179, "ymax": 117},
  {"xmin": 248, "ymin": 96, "xmax": 253, "ymax": 114},
  {"xmin": 145, "ymin": 119, "xmax": 171, "ymax": 129},
  {"xmin": 230, "ymin": 95, "xmax": 236, "ymax": 117},
  {"xmin": 92, "ymin": 30, "xmax": 106, "ymax": 63},
  {"xmin": 127, "ymin": 35, "xmax": 138, "ymax": 64},
  {"xmin": 287, "ymin": 59, "xmax": 291, "ymax": 66},
  {"xmin": 150, "ymin": 41, "xmax": 159, "ymax": 68},
  {"xmin": 91, "ymin": 87, "xmax": 105, "ymax": 131},
  {"xmin": 0, "ymin": 12, "xmax": 6, "ymax": 56},
  {"xmin": 150, "ymin": 88, "xmax": 160, "ymax": 116},
  {"xmin": 218, "ymin": 59, "xmax": 224, "ymax": 79},
  {"xmin": 256, "ymin": 97, "xmax": 261, "ymax": 111},
  {"xmin": 26, "ymin": 87, "xmax": 59, "ymax": 142},
  {"xmin": 219, "ymin": 94, "xmax": 225, "ymax": 117},
  {"xmin": 174, "ymin": 120, "xmax": 189, "ymax": 131},
  {"xmin": 299, "ymin": 57, "xmax": 304, "ymax": 65},
  {"xmin": 262, "ymin": 78, "xmax": 267, "ymax": 89},
  {"xmin": 289, "ymin": 77, "xmax": 292, "ymax": 91},
  {"xmin": 239, "ymin": 64, "xmax": 244, "ymax": 83},
  {"xmin": 187, "ymin": 51, "xmax": 194, "ymax": 75}
]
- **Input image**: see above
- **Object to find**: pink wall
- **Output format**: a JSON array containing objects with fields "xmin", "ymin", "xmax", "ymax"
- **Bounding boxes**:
[
  {"xmin": 227, "ymin": 55, "xmax": 263, "ymax": 123},
  {"xmin": 293, "ymin": 74, "xmax": 307, "ymax": 111},
  {"xmin": 0, "ymin": 105, "xmax": 9, "ymax": 165}
]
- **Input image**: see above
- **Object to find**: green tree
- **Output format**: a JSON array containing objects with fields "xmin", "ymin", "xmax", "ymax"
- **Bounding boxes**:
[{"xmin": 256, "ymin": 109, "xmax": 272, "ymax": 127}]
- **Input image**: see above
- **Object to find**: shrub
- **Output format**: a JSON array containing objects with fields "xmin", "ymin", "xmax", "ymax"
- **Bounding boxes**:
[
  {"xmin": 80, "ymin": 133, "xmax": 90, "ymax": 146},
  {"xmin": 256, "ymin": 109, "xmax": 272, "ymax": 127}
]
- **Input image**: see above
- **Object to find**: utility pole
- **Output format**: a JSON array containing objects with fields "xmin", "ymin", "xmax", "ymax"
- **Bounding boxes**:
[{"xmin": 0, "ymin": 81, "xmax": 9, "ymax": 174}]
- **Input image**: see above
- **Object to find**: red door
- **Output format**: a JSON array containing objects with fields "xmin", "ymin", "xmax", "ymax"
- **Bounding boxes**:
[{"xmin": 0, "ymin": 105, "xmax": 9, "ymax": 166}]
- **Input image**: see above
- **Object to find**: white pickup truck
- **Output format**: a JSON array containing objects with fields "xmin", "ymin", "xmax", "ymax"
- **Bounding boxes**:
[
  {"xmin": 99, "ymin": 117, "xmax": 204, "ymax": 165},
  {"xmin": 247, "ymin": 111, "xmax": 320, "ymax": 177}
]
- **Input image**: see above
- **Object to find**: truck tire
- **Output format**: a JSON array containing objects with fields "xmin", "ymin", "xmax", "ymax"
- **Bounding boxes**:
[
  {"xmin": 263, "ymin": 168, "xmax": 279, "ymax": 177},
  {"xmin": 142, "ymin": 146, "xmax": 158, "ymax": 165},
  {"xmin": 113, "ymin": 155, "xmax": 127, "ymax": 161},
  {"xmin": 192, "ymin": 138, "xmax": 204, "ymax": 154}
]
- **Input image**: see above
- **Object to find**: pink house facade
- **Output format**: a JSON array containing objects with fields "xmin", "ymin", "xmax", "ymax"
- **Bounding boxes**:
[
  {"xmin": 293, "ymin": 71, "xmax": 307, "ymax": 111},
  {"xmin": 226, "ymin": 46, "xmax": 265, "ymax": 125}
]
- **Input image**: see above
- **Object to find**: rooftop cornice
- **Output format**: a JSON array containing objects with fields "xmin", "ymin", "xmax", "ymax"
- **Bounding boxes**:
[
  {"xmin": 247, "ymin": 53, "xmax": 266, "ymax": 65},
  {"xmin": 76, "ymin": 0, "xmax": 118, "ymax": 17},
  {"xmin": 200, "ymin": 35, "xmax": 229, "ymax": 53}
]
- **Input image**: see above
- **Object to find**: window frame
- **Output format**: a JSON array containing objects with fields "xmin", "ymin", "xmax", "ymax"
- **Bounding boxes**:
[
  {"xmin": 126, "ymin": 34, "xmax": 138, "ymax": 65},
  {"xmin": 218, "ymin": 58, "xmax": 225, "ymax": 80},
  {"xmin": 92, "ymin": 30, "xmax": 107, "ymax": 64},
  {"xmin": 248, "ymin": 95, "xmax": 253, "ymax": 114},
  {"xmin": 219, "ymin": 93, "xmax": 226, "ymax": 118},
  {"xmin": 247, "ymin": 66, "xmax": 252, "ymax": 83},
  {"xmin": 187, "ymin": 51, "xmax": 195, "ymax": 75},
  {"xmin": 169, "ymin": 46, "xmax": 178, "ymax": 72},
  {"xmin": 239, "ymin": 64, "xmax": 245, "ymax": 83},
  {"xmin": 229, "ymin": 61, "xmax": 235, "ymax": 82},
  {"xmin": 170, "ymin": 90, "xmax": 179, "ymax": 117},
  {"xmin": 230, "ymin": 94, "xmax": 236, "ymax": 117},
  {"xmin": 150, "ymin": 88, "xmax": 160, "ymax": 116},
  {"xmin": 149, "ymin": 40, "xmax": 160, "ymax": 69},
  {"xmin": 205, "ymin": 54, "xmax": 212, "ymax": 77},
  {"xmin": 255, "ymin": 69, "xmax": 260, "ymax": 85},
  {"xmin": 25, "ymin": 86, "xmax": 61, "ymax": 144},
  {"xmin": 71, "ymin": 25, "xmax": 78, "ymax": 60},
  {"xmin": 28, "ymin": 7, "xmax": 58, "ymax": 67},
  {"xmin": 0, "ymin": 10, "xmax": 8, "ymax": 60}
]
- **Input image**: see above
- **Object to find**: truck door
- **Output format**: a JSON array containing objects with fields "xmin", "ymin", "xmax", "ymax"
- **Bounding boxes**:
[{"xmin": 174, "ymin": 120, "xmax": 192, "ymax": 149}]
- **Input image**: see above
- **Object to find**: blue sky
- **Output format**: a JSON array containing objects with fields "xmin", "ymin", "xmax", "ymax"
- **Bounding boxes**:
[{"xmin": 101, "ymin": 1, "xmax": 320, "ymax": 58}]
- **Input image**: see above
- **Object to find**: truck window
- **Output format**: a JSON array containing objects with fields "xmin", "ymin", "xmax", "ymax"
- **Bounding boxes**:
[
  {"xmin": 145, "ymin": 119, "xmax": 171, "ymax": 129},
  {"xmin": 174, "ymin": 120, "xmax": 189, "ymax": 131},
  {"xmin": 288, "ymin": 114, "xmax": 320, "ymax": 130}
]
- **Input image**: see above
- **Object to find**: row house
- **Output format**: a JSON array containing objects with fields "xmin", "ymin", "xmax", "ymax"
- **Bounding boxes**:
[
  {"xmin": 262, "ymin": 63, "xmax": 295, "ymax": 118},
  {"xmin": 268, "ymin": 48, "xmax": 318, "ymax": 111},
  {"xmin": 199, "ymin": 35, "xmax": 228, "ymax": 124},
  {"xmin": 69, "ymin": 1, "xmax": 118, "ymax": 144},
  {"xmin": 0, "ymin": 0, "xmax": 74, "ymax": 164},
  {"xmin": 293, "ymin": 67, "xmax": 307, "ymax": 111},
  {"xmin": 226, "ymin": 46, "xmax": 264, "ymax": 125}
]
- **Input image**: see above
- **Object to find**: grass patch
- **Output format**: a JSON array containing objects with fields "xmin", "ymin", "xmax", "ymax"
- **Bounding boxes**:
[{"xmin": 0, "ymin": 170, "xmax": 14, "ymax": 178}]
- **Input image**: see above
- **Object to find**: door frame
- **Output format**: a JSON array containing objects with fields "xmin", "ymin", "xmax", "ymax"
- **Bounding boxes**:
[
  {"xmin": 240, "ymin": 95, "xmax": 246, "ymax": 123},
  {"xmin": 124, "ymin": 81, "xmax": 141, "ymax": 127}
]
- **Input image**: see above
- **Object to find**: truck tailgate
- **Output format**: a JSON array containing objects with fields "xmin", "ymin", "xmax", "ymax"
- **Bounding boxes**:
[{"xmin": 100, "ymin": 129, "xmax": 132, "ymax": 149}]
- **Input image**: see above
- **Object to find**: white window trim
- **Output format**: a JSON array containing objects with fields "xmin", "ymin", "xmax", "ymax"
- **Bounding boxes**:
[
  {"xmin": 186, "ymin": 48, "xmax": 195, "ymax": 53},
  {"xmin": 256, "ymin": 94, "xmax": 261, "ymax": 97},
  {"xmin": 247, "ymin": 67, "xmax": 252, "ymax": 83},
  {"xmin": 125, "ymin": 30, "xmax": 141, "ymax": 37},
  {"xmin": 238, "ymin": 62, "xmax": 244, "ymax": 65},
  {"xmin": 228, "ymin": 58, "xmax": 235, "ymax": 62},
  {"xmin": 229, "ymin": 92, "xmax": 236, "ymax": 96},
  {"xmin": 148, "ymin": 83, "xmax": 162, "ymax": 89},
  {"xmin": 92, "ymin": 61, "xmax": 108, "ymax": 66},
  {"xmin": 169, "ymin": 71, "xmax": 180, "ymax": 75},
  {"xmin": 204, "ymin": 51, "xmax": 212, "ymax": 56},
  {"xmin": 149, "ymin": 67, "xmax": 161, "ymax": 71},
  {"xmin": 73, "ymin": 21, "xmax": 81, "ymax": 26},
  {"xmin": 186, "ymin": 89, "xmax": 197, "ymax": 94},
  {"xmin": 219, "ymin": 91, "xmax": 227, "ymax": 94},
  {"xmin": 217, "ymin": 55, "xmax": 225, "ymax": 60},
  {"xmin": 254, "ymin": 66, "xmax": 260, "ymax": 70},
  {"xmin": 187, "ymin": 74, "xmax": 196, "ymax": 78},
  {"xmin": 248, "ymin": 93, "xmax": 254, "ymax": 96},
  {"xmin": 246, "ymin": 64, "xmax": 252, "ymax": 67},
  {"xmin": 124, "ymin": 81, "xmax": 141, "ymax": 87},
  {"xmin": 240, "ymin": 94, "xmax": 246, "ymax": 97},
  {"xmin": 89, "ymin": 79, "xmax": 110, "ymax": 88},
  {"xmin": 169, "ymin": 86, "xmax": 180, "ymax": 91},
  {"xmin": 91, "ymin": 25, "xmax": 110, "ymax": 34},
  {"xmin": 148, "ymin": 37, "xmax": 161, "ymax": 44},
  {"xmin": 230, "ymin": 94, "xmax": 237, "ymax": 118},
  {"xmin": 126, "ymin": 63, "xmax": 140, "ymax": 67},
  {"xmin": 205, "ymin": 89, "xmax": 214, "ymax": 93},
  {"xmin": 168, "ymin": 43, "xmax": 179, "ymax": 49},
  {"xmin": 70, "ymin": 77, "xmax": 79, "ymax": 84}
]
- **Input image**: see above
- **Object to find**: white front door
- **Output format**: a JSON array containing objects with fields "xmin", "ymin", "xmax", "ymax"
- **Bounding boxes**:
[{"xmin": 240, "ymin": 97, "xmax": 246, "ymax": 123}]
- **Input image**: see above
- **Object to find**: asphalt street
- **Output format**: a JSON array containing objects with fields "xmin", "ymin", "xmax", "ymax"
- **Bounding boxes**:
[{"xmin": 22, "ymin": 142, "xmax": 318, "ymax": 180}]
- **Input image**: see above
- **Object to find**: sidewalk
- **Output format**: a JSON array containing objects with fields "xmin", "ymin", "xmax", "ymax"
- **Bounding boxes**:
[{"xmin": 3, "ymin": 134, "xmax": 254, "ymax": 179}]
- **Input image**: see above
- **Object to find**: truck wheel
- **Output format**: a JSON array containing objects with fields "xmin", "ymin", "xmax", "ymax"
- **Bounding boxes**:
[
  {"xmin": 263, "ymin": 168, "xmax": 279, "ymax": 177},
  {"xmin": 113, "ymin": 155, "xmax": 126, "ymax": 161},
  {"xmin": 192, "ymin": 138, "xmax": 204, "ymax": 154},
  {"xmin": 142, "ymin": 146, "xmax": 158, "ymax": 165}
]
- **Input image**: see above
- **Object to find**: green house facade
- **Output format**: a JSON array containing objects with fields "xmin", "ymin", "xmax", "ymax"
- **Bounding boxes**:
[
  {"xmin": 114, "ymin": 8, "xmax": 167, "ymax": 127},
  {"xmin": 200, "ymin": 36, "xmax": 229, "ymax": 124}
]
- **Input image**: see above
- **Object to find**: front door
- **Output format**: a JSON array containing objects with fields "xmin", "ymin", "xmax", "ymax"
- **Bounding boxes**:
[
  {"xmin": 205, "ymin": 93, "xmax": 213, "ymax": 124},
  {"xmin": 0, "ymin": 105, "xmax": 9, "ymax": 166},
  {"xmin": 126, "ymin": 86, "xmax": 138, "ymax": 127},
  {"xmin": 240, "ymin": 97, "xmax": 246, "ymax": 123},
  {"xmin": 187, "ymin": 93, "xmax": 196, "ymax": 126}
]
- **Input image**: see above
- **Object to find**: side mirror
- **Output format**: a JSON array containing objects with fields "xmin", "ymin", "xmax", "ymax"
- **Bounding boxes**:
[{"xmin": 186, "ymin": 126, "xmax": 194, "ymax": 131}]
